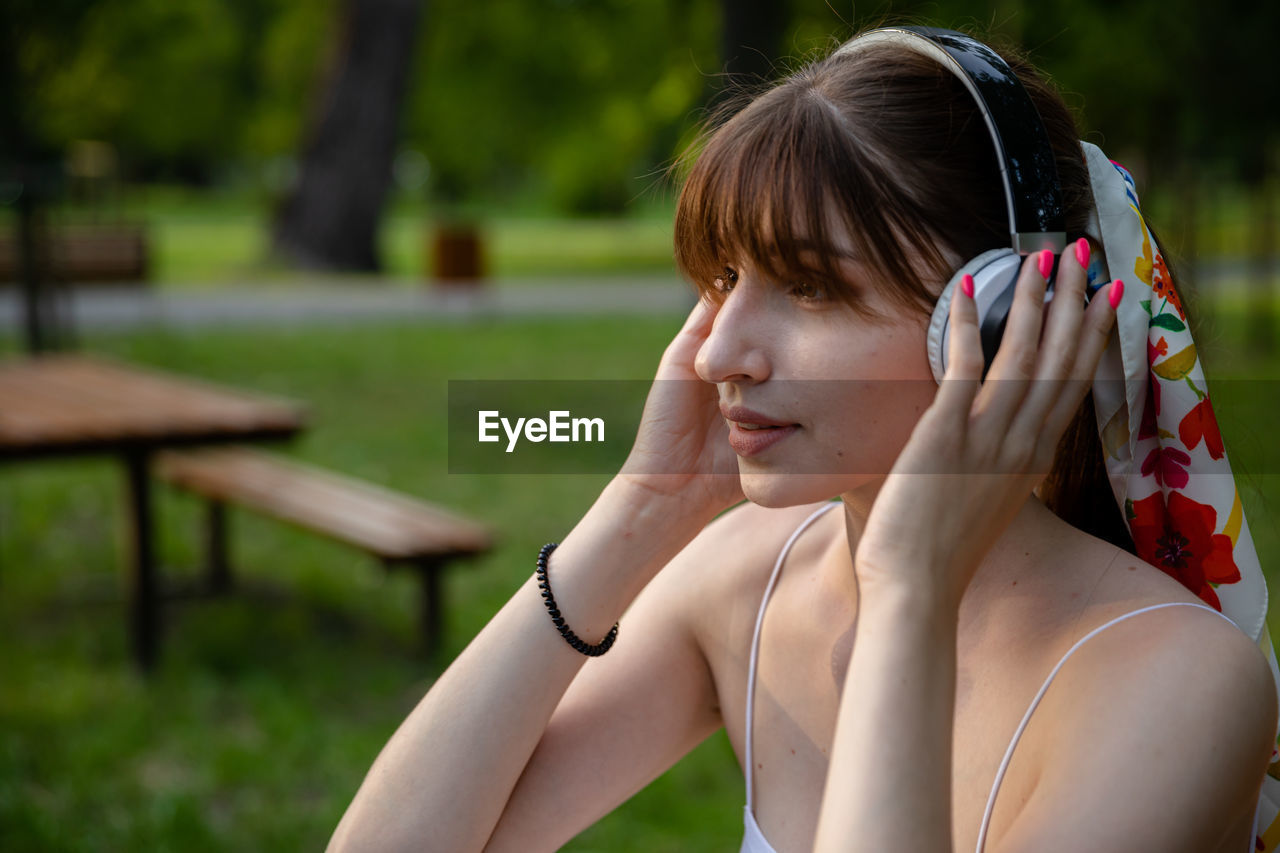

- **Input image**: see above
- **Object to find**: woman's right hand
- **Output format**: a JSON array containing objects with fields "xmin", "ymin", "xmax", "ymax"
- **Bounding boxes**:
[
  {"xmin": 331, "ymin": 300, "xmax": 740, "ymax": 851},
  {"xmin": 619, "ymin": 296, "xmax": 744, "ymax": 520}
]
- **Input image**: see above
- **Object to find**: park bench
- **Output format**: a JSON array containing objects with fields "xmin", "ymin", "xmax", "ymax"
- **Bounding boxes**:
[
  {"xmin": 154, "ymin": 446, "xmax": 494, "ymax": 657},
  {"xmin": 0, "ymin": 223, "xmax": 150, "ymax": 284}
]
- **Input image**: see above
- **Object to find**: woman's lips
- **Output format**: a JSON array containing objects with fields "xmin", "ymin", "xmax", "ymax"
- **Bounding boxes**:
[
  {"xmin": 719, "ymin": 405, "xmax": 800, "ymax": 457},
  {"xmin": 720, "ymin": 405, "xmax": 793, "ymax": 427},
  {"xmin": 726, "ymin": 421, "xmax": 799, "ymax": 457}
]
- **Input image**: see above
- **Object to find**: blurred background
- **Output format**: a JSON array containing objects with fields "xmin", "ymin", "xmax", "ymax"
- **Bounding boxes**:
[{"xmin": 1, "ymin": 0, "xmax": 1277, "ymax": 849}]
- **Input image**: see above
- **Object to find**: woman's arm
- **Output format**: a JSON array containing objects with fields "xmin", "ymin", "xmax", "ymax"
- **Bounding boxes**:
[
  {"xmin": 813, "ymin": 246, "xmax": 1118, "ymax": 851},
  {"xmin": 330, "ymin": 299, "xmax": 744, "ymax": 851},
  {"xmin": 812, "ymin": 583, "xmax": 959, "ymax": 852},
  {"xmin": 326, "ymin": 477, "xmax": 718, "ymax": 852}
]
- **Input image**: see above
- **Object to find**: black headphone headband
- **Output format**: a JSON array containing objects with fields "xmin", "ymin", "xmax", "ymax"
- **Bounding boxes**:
[{"xmin": 834, "ymin": 26, "xmax": 1066, "ymax": 254}]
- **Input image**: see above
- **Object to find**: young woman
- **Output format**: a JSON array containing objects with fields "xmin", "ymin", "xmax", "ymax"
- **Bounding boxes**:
[{"xmin": 329, "ymin": 27, "xmax": 1279, "ymax": 853}]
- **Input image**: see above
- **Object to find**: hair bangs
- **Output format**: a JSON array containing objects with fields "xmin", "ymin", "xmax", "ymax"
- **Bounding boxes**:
[
  {"xmin": 674, "ymin": 88, "xmax": 900, "ymax": 320},
  {"xmin": 680, "ymin": 90, "xmax": 880, "ymax": 318}
]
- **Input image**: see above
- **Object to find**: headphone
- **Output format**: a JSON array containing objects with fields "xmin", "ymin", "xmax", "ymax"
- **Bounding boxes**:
[{"xmin": 833, "ymin": 26, "xmax": 1068, "ymax": 383}]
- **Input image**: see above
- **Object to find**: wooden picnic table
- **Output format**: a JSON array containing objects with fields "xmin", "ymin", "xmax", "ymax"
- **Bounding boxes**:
[{"xmin": 0, "ymin": 352, "xmax": 307, "ymax": 670}]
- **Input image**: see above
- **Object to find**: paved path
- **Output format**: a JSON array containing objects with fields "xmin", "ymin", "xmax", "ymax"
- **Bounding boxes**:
[{"xmin": 0, "ymin": 277, "xmax": 698, "ymax": 333}]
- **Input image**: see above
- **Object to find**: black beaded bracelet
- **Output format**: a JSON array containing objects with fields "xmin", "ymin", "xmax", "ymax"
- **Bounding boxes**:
[{"xmin": 536, "ymin": 542, "xmax": 618, "ymax": 657}]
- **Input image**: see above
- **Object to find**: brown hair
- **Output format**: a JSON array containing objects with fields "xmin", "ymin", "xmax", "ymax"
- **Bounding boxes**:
[{"xmin": 672, "ymin": 28, "xmax": 1140, "ymax": 554}]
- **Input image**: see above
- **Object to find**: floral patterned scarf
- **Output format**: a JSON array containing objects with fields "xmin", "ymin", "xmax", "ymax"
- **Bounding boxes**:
[{"xmin": 1081, "ymin": 140, "xmax": 1280, "ymax": 848}]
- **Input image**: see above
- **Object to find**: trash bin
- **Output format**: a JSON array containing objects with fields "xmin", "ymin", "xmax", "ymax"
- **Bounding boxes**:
[{"xmin": 430, "ymin": 223, "xmax": 485, "ymax": 285}]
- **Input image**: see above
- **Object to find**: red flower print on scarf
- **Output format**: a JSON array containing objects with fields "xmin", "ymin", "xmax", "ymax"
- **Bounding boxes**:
[
  {"xmin": 1138, "ymin": 336, "xmax": 1169, "ymax": 441},
  {"xmin": 1151, "ymin": 250, "xmax": 1185, "ymax": 321},
  {"xmin": 1148, "ymin": 336, "xmax": 1168, "ymax": 366},
  {"xmin": 1179, "ymin": 396, "xmax": 1225, "ymax": 460},
  {"xmin": 1129, "ymin": 491, "xmax": 1241, "ymax": 610},
  {"xmin": 1141, "ymin": 446, "xmax": 1191, "ymax": 488}
]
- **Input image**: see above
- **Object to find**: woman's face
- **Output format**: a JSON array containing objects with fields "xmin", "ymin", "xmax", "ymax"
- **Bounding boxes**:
[{"xmin": 694, "ymin": 246, "xmax": 942, "ymax": 509}]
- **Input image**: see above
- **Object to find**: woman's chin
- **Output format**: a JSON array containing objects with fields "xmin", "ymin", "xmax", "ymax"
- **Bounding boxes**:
[{"xmin": 739, "ymin": 468, "xmax": 867, "ymax": 508}]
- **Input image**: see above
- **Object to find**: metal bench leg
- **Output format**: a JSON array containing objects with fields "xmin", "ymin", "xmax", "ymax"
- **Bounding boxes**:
[
  {"xmin": 205, "ymin": 500, "xmax": 233, "ymax": 594},
  {"xmin": 123, "ymin": 450, "xmax": 159, "ymax": 672},
  {"xmin": 412, "ymin": 559, "xmax": 444, "ymax": 659}
]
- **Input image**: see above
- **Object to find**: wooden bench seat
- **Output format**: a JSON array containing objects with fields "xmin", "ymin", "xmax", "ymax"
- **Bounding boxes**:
[
  {"xmin": 154, "ymin": 445, "xmax": 493, "ymax": 656},
  {"xmin": 0, "ymin": 223, "xmax": 150, "ymax": 284}
]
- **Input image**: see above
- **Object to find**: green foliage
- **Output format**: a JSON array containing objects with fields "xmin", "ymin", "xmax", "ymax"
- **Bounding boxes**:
[
  {"xmin": 406, "ymin": 0, "xmax": 720, "ymax": 212},
  {"xmin": 9, "ymin": 0, "xmax": 1278, "ymax": 212},
  {"xmin": 13, "ymin": 0, "xmax": 335, "ymax": 174},
  {"xmin": 239, "ymin": 0, "xmax": 339, "ymax": 160},
  {"xmin": 27, "ymin": 0, "xmax": 243, "ymax": 165}
]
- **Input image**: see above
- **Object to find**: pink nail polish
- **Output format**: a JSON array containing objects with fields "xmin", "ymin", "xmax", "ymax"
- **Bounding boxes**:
[
  {"xmin": 1075, "ymin": 237, "xmax": 1090, "ymax": 268},
  {"xmin": 1038, "ymin": 249, "xmax": 1053, "ymax": 280},
  {"xmin": 1108, "ymin": 279, "xmax": 1124, "ymax": 309},
  {"xmin": 961, "ymin": 273, "xmax": 974, "ymax": 299}
]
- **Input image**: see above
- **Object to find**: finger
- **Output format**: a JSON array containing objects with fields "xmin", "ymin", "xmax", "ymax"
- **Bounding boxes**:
[
  {"xmin": 656, "ymin": 297, "xmax": 722, "ymax": 381},
  {"xmin": 933, "ymin": 272, "xmax": 983, "ymax": 426},
  {"xmin": 666, "ymin": 297, "xmax": 718, "ymax": 357},
  {"xmin": 973, "ymin": 250, "xmax": 1052, "ymax": 427},
  {"xmin": 680, "ymin": 295, "xmax": 718, "ymax": 335},
  {"xmin": 1043, "ymin": 277, "xmax": 1123, "ymax": 438},
  {"xmin": 1012, "ymin": 237, "xmax": 1091, "ymax": 431}
]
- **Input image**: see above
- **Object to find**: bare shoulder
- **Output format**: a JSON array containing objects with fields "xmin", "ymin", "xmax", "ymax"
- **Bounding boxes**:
[
  {"xmin": 1073, "ymin": 544, "xmax": 1274, "ymax": 689},
  {"xmin": 1072, "ymin": 593, "xmax": 1275, "ymax": 703},
  {"xmin": 1013, "ymin": 572, "xmax": 1279, "ymax": 852},
  {"xmin": 1052, "ymin": 541, "xmax": 1276, "ymax": 761}
]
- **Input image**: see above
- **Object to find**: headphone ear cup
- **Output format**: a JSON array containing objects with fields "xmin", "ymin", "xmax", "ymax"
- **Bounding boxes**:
[{"xmin": 926, "ymin": 248, "xmax": 1023, "ymax": 383}]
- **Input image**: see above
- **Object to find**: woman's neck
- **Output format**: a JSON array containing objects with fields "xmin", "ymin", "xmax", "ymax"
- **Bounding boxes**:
[{"xmin": 829, "ymin": 483, "xmax": 1066, "ymax": 609}]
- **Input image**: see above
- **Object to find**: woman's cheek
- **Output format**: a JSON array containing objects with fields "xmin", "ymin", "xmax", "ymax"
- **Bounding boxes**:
[{"xmin": 820, "ymin": 378, "xmax": 933, "ymax": 475}]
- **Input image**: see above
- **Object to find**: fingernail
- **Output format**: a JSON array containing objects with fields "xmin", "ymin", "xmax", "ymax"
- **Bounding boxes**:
[
  {"xmin": 961, "ymin": 273, "xmax": 974, "ymax": 299},
  {"xmin": 1038, "ymin": 250, "xmax": 1053, "ymax": 280},
  {"xmin": 1108, "ymin": 278, "xmax": 1124, "ymax": 309},
  {"xmin": 1075, "ymin": 237, "xmax": 1090, "ymax": 268}
]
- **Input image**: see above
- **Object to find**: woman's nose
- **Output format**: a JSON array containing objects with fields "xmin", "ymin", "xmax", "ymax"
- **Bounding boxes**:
[{"xmin": 694, "ymin": 283, "xmax": 772, "ymax": 384}]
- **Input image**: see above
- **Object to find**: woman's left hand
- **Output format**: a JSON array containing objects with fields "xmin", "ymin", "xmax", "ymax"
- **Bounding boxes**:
[{"xmin": 852, "ymin": 241, "xmax": 1121, "ymax": 609}]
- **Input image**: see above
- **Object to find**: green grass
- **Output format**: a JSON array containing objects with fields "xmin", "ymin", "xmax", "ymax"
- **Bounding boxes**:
[
  {"xmin": 0, "ymin": 312, "xmax": 746, "ymax": 851},
  {"xmin": 1, "ymin": 296, "xmax": 1278, "ymax": 850},
  {"xmin": 139, "ymin": 209, "xmax": 678, "ymax": 286},
  {"xmin": 18, "ymin": 186, "xmax": 680, "ymax": 286}
]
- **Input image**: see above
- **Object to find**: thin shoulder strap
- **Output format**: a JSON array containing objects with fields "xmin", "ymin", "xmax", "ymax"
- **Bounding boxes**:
[
  {"xmin": 745, "ymin": 501, "xmax": 840, "ymax": 810},
  {"xmin": 974, "ymin": 600, "xmax": 1237, "ymax": 853}
]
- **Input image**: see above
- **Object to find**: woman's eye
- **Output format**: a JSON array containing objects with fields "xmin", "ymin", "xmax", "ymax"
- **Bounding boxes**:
[
  {"xmin": 712, "ymin": 266, "xmax": 739, "ymax": 293},
  {"xmin": 788, "ymin": 279, "xmax": 825, "ymax": 301}
]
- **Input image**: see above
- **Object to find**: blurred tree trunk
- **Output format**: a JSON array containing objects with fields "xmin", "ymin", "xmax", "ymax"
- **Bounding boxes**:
[
  {"xmin": 717, "ymin": 0, "xmax": 788, "ymax": 100},
  {"xmin": 272, "ymin": 0, "xmax": 425, "ymax": 272}
]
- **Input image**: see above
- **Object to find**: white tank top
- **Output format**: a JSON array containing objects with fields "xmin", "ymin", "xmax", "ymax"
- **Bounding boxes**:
[{"xmin": 739, "ymin": 501, "xmax": 1242, "ymax": 853}]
